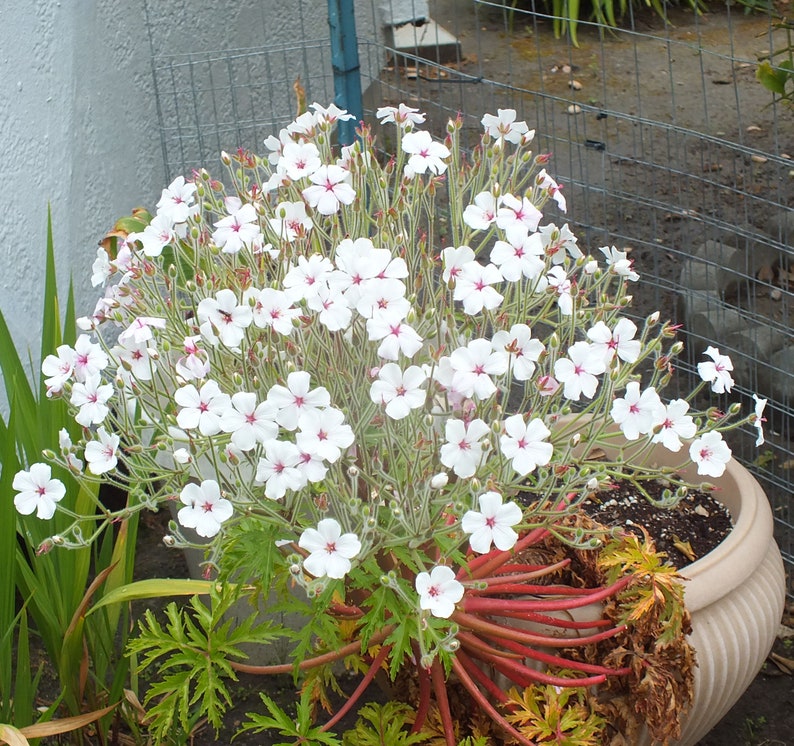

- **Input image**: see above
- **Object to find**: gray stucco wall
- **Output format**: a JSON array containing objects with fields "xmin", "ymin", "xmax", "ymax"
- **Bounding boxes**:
[{"xmin": 0, "ymin": 0, "xmax": 380, "ymax": 399}]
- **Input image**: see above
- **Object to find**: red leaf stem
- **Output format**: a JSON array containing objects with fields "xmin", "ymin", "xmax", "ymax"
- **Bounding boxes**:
[
  {"xmin": 475, "ymin": 608, "xmax": 611, "ymax": 630},
  {"xmin": 410, "ymin": 658, "xmax": 433, "ymax": 734},
  {"xmin": 450, "ymin": 656, "xmax": 538, "ymax": 746},
  {"xmin": 321, "ymin": 644, "xmax": 392, "ymax": 733},
  {"xmin": 452, "ymin": 611, "xmax": 627, "ymax": 648},
  {"xmin": 468, "ymin": 583, "xmax": 598, "ymax": 597},
  {"xmin": 229, "ymin": 625, "xmax": 394, "ymax": 675},
  {"xmin": 477, "ymin": 559, "xmax": 571, "ymax": 584},
  {"xmin": 470, "ymin": 632, "xmax": 632, "ymax": 677},
  {"xmin": 454, "ymin": 648, "xmax": 510, "ymax": 703},
  {"xmin": 461, "ymin": 575, "xmax": 631, "ymax": 614},
  {"xmin": 460, "ymin": 641, "xmax": 608, "ymax": 689},
  {"xmin": 430, "ymin": 659, "xmax": 457, "ymax": 746},
  {"xmin": 460, "ymin": 526, "xmax": 551, "ymax": 581}
]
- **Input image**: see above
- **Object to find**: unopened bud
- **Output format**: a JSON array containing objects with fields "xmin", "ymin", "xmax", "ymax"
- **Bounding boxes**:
[{"xmin": 430, "ymin": 472, "xmax": 449, "ymax": 490}]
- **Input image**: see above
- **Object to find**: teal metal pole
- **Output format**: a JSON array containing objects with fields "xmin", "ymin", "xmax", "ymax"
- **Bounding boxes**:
[{"xmin": 327, "ymin": 0, "xmax": 363, "ymax": 144}]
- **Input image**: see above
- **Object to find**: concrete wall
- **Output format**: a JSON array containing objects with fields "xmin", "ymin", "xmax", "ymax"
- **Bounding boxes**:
[{"xmin": 0, "ymin": 0, "xmax": 380, "ymax": 401}]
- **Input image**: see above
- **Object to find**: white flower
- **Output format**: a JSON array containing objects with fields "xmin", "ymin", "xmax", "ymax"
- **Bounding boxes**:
[
  {"xmin": 610, "ymin": 383, "xmax": 664, "ymax": 441},
  {"xmin": 58, "ymin": 428, "xmax": 83, "ymax": 471},
  {"xmin": 197, "ymin": 289, "xmax": 253, "ymax": 348},
  {"xmin": 599, "ymin": 246, "xmax": 639, "ymax": 281},
  {"xmin": 652, "ymin": 399, "xmax": 697, "ymax": 452},
  {"xmin": 453, "ymin": 261, "xmax": 504, "ymax": 315},
  {"xmin": 463, "ymin": 191, "xmax": 499, "ymax": 231},
  {"xmin": 302, "ymin": 165, "xmax": 356, "ymax": 215},
  {"xmin": 369, "ymin": 363, "xmax": 427, "ymax": 420},
  {"xmin": 491, "ymin": 324, "xmax": 544, "ymax": 381},
  {"xmin": 113, "ymin": 336, "xmax": 156, "ymax": 381},
  {"xmin": 448, "ymin": 338, "xmax": 509, "ymax": 400},
  {"xmin": 220, "ymin": 392, "xmax": 279, "ymax": 451},
  {"xmin": 366, "ymin": 317, "xmax": 424, "ymax": 360},
  {"xmin": 255, "ymin": 440, "xmax": 305, "ymax": 500},
  {"xmin": 250, "ymin": 287, "xmax": 301, "ymax": 335},
  {"xmin": 401, "ymin": 130, "xmax": 451, "ymax": 176},
  {"xmin": 269, "ymin": 201, "xmax": 313, "ymax": 242},
  {"xmin": 91, "ymin": 247, "xmax": 112, "ymax": 287},
  {"xmin": 587, "ymin": 318, "xmax": 641, "ymax": 365},
  {"xmin": 299, "ymin": 518, "xmax": 361, "ymax": 579},
  {"xmin": 119, "ymin": 316, "xmax": 166, "ymax": 345},
  {"xmin": 547, "ymin": 266, "xmax": 574, "ymax": 315},
  {"xmin": 308, "ymin": 284, "xmax": 352, "ymax": 331},
  {"xmin": 535, "ymin": 169, "xmax": 566, "ymax": 212},
  {"xmin": 462, "ymin": 491, "xmax": 523, "ymax": 554},
  {"xmin": 495, "ymin": 193, "xmax": 542, "ymax": 233},
  {"xmin": 481, "ymin": 109, "xmax": 530, "ymax": 146},
  {"xmin": 42, "ymin": 344, "xmax": 75, "ymax": 396},
  {"xmin": 376, "ymin": 103, "xmax": 426, "ymax": 128},
  {"xmin": 72, "ymin": 335, "xmax": 110, "ymax": 382},
  {"xmin": 212, "ymin": 198, "xmax": 262, "ymax": 254},
  {"xmin": 175, "ymin": 380, "xmax": 231, "ymax": 436},
  {"xmin": 538, "ymin": 223, "xmax": 581, "ymax": 264},
  {"xmin": 84, "ymin": 426, "xmax": 120, "ymax": 475},
  {"xmin": 440, "ymin": 418, "xmax": 490, "ymax": 478},
  {"xmin": 175, "ymin": 336, "xmax": 210, "ymax": 381},
  {"xmin": 697, "ymin": 346, "xmax": 735, "ymax": 394},
  {"xmin": 283, "ymin": 254, "xmax": 335, "ymax": 304},
  {"xmin": 689, "ymin": 431, "xmax": 732, "ymax": 478},
  {"xmin": 500, "ymin": 415, "xmax": 553, "ymax": 476},
  {"xmin": 266, "ymin": 371, "xmax": 330, "ymax": 431},
  {"xmin": 554, "ymin": 341, "xmax": 606, "ymax": 401},
  {"xmin": 70, "ymin": 374, "xmax": 113, "ymax": 426},
  {"xmin": 129, "ymin": 213, "xmax": 175, "ymax": 258},
  {"xmin": 296, "ymin": 407, "xmax": 354, "ymax": 463},
  {"xmin": 753, "ymin": 394, "xmax": 767, "ymax": 447},
  {"xmin": 156, "ymin": 175, "xmax": 197, "ymax": 224},
  {"xmin": 490, "ymin": 225, "xmax": 545, "ymax": 282},
  {"xmin": 177, "ymin": 480, "xmax": 233, "ymax": 538},
  {"xmin": 13, "ymin": 463, "xmax": 66, "ymax": 519},
  {"xmin": 441, "ymin": 245, "xmax": 476, "ymax": 284},
  {"xmin": 277, "ymin": 140, "xmax": 321, "ymax": 181},
  {"xmin": 415, "ymin": 565, "xmax": 464, "ymax": 618}
]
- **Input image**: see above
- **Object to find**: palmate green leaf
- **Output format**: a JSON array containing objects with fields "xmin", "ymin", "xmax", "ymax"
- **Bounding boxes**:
[
  {"xmin": 342, "ymin": 702, "xmax": 429, "ymax": 746},
  {"xmin": 129, "ymin": 586, "xmax": 285, "ymax": 742},
  {"xmin": 241, "ymin": 690, "xmax": 343, "ymax": 745}
]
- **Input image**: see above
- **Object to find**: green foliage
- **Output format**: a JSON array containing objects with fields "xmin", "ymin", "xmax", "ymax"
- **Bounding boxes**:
[
  {"xmin": 0, "ymin": 210, "xmax": 137, "ymax": 737},
  {"xmin": 241, "ymin": 689, "xmax": 343, "ymax": 745},
  {"xmin": 342, "ymin": 702, "xmax": 430, "ymax": 745},
  {"xmin": 128, "ymin": 583, "xmax": 283, "ymax": 743},
  {"xmin": 507, "ymin": 0, "xmax": 706, "ymax": 46}
]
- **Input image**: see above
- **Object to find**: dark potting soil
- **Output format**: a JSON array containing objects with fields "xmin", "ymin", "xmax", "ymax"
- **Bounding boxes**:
[{"xmin": 582, "ymin": 479, "xmax": 734, "ymax": 570}]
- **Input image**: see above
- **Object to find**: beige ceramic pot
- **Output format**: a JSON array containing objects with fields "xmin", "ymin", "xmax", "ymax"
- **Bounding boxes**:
[
  {"xmin": 651, "ymin": 452, "xmax": 786, "ymax": 745},
  {"xmin": 586, "ymin": 428, "xmax": 787, "ymax": 745}
]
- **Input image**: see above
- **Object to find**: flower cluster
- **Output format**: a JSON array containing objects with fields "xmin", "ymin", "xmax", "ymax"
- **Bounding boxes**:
[{"xmin": 17, "ymin": 104, "xmax": 762, "ymax": 642}]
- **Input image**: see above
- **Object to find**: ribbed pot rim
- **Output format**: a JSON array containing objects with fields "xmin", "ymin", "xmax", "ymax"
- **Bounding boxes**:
[{"xmin": 675, "ymin": 455, "xmax": 772, "ymax": 612}]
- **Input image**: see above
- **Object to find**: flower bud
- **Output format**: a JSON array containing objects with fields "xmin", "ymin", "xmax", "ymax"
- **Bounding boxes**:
[
  {"xmin": 163, "ymin": 535, "xmax": 176, "ymax": 547},
  {"xmin": 728, "ymin": 402, "xmax": 742, "ymax": 415},
  {"xmin": 430, "ymin": 472, "xmax": 449, "ymax": 490}
]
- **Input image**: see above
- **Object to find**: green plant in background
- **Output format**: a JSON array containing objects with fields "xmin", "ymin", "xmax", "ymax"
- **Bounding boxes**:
[
  {"xmin": 506, "ymin": 0, "xmax": 707, "ymax": 46},
  {"xmin": 757, "ymin": 18, "xmax": 794, "ymax": 105},
  {"xmin": 0, "ymin": 212, "xmax": 139, "ymax": 743}
]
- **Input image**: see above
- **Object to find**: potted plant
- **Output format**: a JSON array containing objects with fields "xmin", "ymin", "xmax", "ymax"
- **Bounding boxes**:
[{"xmin": 15, "ymin": 102, "xmax": 784, "ymax": 744}]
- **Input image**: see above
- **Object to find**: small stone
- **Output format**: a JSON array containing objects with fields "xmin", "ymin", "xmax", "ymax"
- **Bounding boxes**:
[
  {"xmin": 562, "ymin": 64, "xmax": 571, "ymax": 74},
  {"xmin": 567, "ymin": 104, "xmax": 582, "ymax": 115},
  {"xmin": 782, "ymin": 153, "xmax": 791, "ymax": 160},
  {"xmin": 771, "ymin": 288, "xmax": 782, "ymax": 301},
  {"xmin": 751, "ymin": 154, "xmax": 768, "ymax": 164},
  {"xmin": 746, "ymin": 125, "xmax": 762, "ymax": 133},
  {"xmin": 694, "ymin": 504, "xmax": 710, "ymax": 517},
  {"xmin": 569, "ymin": 79, "xmax": 582, "ymax": 90}
]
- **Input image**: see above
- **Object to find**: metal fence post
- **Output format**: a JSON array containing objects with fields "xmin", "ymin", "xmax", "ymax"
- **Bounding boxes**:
[{"xmin": 327, "ymin": 0, "xmax": 364, "ymax": 144}]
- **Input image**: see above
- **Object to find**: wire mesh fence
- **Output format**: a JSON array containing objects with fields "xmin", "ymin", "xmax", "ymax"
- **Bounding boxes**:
[{"xmin": 149, "ymin": 0, "xmax": 793, "ymax": 591}]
